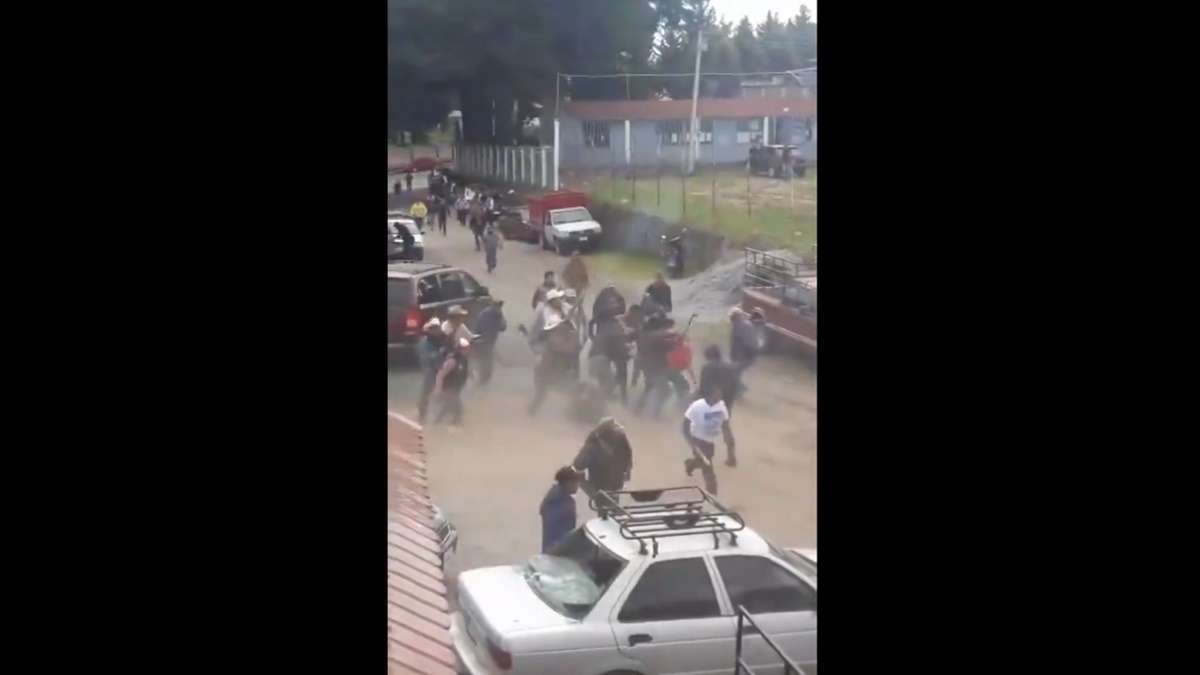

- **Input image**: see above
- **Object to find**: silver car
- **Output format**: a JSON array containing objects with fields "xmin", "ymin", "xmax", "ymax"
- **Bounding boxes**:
[{"xmin": 450, "ymin": 487, "xmax": 817, "ymax": 675}]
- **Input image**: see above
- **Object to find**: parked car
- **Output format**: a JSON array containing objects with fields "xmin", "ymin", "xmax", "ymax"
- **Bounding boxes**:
[
  {"xmin": 387, "ymin": 262, "xmax": 492, "ymax": 358},
  {"xmin": 387, "ymin": 216, "xmax": 425, "ymax": 261},
  {"xmin": 496, "ymin": 206, "xmax": 535, "ymax": 242},
  {"xmin": 748, "ymin": 144, "xmax": 807, "ymax": 179},
  {"xmin": 525, "ymin": 191, "xmax": 602, "ymax": 255},
  {"xmin": 741, "ymin": 248, "xmax": 817, "ymax": 358},
  {"xmin": 450, "ymin": 487, "xmax": 817, "ymax": 675},
  {"xmin": 431, "ymin": 503, "xmax": 459, "ymax": 566}
]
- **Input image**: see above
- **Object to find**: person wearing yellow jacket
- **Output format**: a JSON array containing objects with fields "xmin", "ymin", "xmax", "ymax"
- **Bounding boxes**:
[{"xmin": 409, "ymin": 200, "xmax": 428, "ymax": 229}]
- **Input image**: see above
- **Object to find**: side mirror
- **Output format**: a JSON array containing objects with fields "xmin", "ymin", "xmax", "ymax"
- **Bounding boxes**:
[{"xmin": 475, "ymin": 286, "xmax": 490, "ymax": 297}]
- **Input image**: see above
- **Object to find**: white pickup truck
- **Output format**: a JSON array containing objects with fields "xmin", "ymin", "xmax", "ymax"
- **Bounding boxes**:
[{"xmin": 528, "ymin": 191, "xmax": 604, "ymax": 255}]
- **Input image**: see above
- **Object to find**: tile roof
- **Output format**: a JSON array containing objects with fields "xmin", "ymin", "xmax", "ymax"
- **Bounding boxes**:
[
  {"xmin": 562, "ymin": 97, "xmax": 817, "ymax": 121},
  {"xmin": 387, "ymin": 412, "xmax": 457, "ymax": 675}
]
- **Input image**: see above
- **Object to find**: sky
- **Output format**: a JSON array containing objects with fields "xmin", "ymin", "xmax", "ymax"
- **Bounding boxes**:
[{"xmin": 708, "ymin": 0, "xmax": 817, "ymax": 24}]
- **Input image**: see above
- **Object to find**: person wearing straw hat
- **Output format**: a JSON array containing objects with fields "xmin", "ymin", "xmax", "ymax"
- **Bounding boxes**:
[
  {"xmin": 441, "ymin": 305, "xmax": 477, "ymax": 346},
  {"xmin": 526, "ymin": 288, "xmax": 582, "ymax": 416},
  {"xmin": 433, "ymin": 337, "xmax": 472, "ymax": 427}
]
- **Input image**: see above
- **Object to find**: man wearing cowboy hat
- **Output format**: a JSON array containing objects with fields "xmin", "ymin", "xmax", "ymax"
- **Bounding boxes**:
[
  {"xmin": 433, "ymin": 337, "xmax": 472, "ymax": 427},
  {"xmin": 536, "ymin": 288, "xmax": 568, "ymax": 330},
  {"xmin": 522, "ymin": 287, "xmax": 568, "ymax": 354},
  {"xmin": 441, "ymin": 305, "xmax": 477, "ymax": 346}
]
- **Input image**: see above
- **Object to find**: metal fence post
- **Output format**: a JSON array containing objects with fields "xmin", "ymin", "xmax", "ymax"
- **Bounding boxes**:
[
  {"xmin": 746, "ymin": 171, "xmax": 752, "ymax": 218},
  {"xmin": 734, "ymin": 611, "xmax": 745, "ymax": 674}
]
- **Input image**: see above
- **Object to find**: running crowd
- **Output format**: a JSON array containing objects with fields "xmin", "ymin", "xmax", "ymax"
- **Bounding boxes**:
[
  {"xmin": 401, "ymin": 169, "xmax": 508, "ymax": 273},
  {"xmin": 398, "ymin": 169, "xmax": 771, "ymax": 534}
]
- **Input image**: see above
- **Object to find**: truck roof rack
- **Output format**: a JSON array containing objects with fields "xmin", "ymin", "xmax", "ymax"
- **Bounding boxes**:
[{"xmin": 588, "ymin": 486, "xmax": 746, "ymax": 557}]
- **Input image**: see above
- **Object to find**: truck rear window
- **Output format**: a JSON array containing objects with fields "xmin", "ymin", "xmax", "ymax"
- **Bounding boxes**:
[
  {"xmin": 550, "ymin": 207, "xmax": 592, "ymax": 225},
  {"xmin": 387, "ymin": 279, "xmax": 413, "ymax": 308}
]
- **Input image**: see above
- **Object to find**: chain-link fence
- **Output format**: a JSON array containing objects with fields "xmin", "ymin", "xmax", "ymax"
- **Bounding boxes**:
[{"xmin": 560, "ymin": 163, "xmax": 817, "ymax": 253}]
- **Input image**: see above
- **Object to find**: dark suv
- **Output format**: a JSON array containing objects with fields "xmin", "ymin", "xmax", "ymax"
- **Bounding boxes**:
[{"xmin": 387, "ymin": 261, "xmax": 492, "ymax": 357}]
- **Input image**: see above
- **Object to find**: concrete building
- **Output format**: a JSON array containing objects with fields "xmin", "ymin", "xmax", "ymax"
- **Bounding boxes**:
[
  {"xmin": 739, "ymin": 67, "xmax": 817, "ymax": 99},
  {"xmin": 557, "ymin": 96, "xmax": 817, "ymax": 170}
]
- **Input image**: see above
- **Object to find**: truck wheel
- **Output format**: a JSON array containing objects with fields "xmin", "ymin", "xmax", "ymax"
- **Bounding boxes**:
[{"xmin": 554, "ymin": 239, "xmax": 566, "ymax": 256}]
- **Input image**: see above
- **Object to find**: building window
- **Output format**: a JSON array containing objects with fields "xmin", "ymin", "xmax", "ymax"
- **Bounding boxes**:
[
  {"xmin": 736, "ymin": 118, "xmax": 762, "ymax": 144},
  {"xmin": 656, "ymin": 120, "xmax": 685, "ymax": 146},
  {"xmin": 583, "ymin": 121, "xmax": 611, "ymax": 148},
  {"xmin": 698, "ymin": 120, "xmax": 714, "ymax": 145},
  {"xmin": 788, "ymin": 117, "xmax": 813, "ymax": 144}
]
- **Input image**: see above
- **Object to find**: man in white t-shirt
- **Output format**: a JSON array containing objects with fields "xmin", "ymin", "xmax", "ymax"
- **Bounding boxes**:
[{"xmin": 682, "ymin": 387, "xmax": 730, "ymax": 495}]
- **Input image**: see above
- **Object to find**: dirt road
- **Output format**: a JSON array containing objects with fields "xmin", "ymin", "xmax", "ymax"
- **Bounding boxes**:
[{"xmin": 387, "ymin": 216, "xmax": 817, "ymax": 579}]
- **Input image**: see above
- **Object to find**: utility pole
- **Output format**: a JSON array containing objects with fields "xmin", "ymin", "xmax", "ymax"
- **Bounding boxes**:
[
  {"xmin": 685, "ymin": 30, "xmax": 705, "ymax": 176},
  {"xmin": 553, "ymin": 73, "xmax": 562, "ymax": 191}
]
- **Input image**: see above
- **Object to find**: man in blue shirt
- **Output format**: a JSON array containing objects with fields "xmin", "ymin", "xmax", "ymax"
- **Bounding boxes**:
[
  {"xmin": 471, "ymin": 299, "xmax": 507, "ymax": 385},
  {"xmin": 539, "ymin": 467, "xmax": 581, "ymax": 553}
]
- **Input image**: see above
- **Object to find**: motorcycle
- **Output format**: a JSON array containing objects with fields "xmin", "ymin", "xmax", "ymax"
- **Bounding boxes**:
[{"xmin": 661, "ymin": 232, "xmax": 686, "ymax": 278}]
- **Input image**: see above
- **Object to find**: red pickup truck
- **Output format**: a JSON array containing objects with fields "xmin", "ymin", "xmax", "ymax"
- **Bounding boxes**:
[
  {"xmin": 740, "ymin": 249, "xmax": 817, "ymax": 358},
  {"xmin": 498, "ymin": 191, "xmax": 601, "ymax": 255}
]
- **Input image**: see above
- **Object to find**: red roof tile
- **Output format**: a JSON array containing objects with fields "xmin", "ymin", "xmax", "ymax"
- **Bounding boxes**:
[
  {"xmin": 387, "ymin": 412, "xmax": 457, "ymax": 675},
  {"xmin": 562, "ymin": 97, "xmax": 817, "ymax": 121}
]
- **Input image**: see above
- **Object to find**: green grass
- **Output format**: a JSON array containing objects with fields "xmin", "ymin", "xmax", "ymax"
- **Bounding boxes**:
[
  {"xmin": 585, "ymin": 250, "xmax": 663, "ymax": 283},
  {"xmin": 580, "ymin": 169, "xmax": 817, "ymax": 252}
]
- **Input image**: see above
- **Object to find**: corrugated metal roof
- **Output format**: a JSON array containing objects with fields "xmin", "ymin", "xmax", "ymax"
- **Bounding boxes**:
[
  {"xmin": 562, "ymin": 97, "xmax": 817, "ymax": 121},
  {"xmin": 388, "ymin": 412, "xmax": 457, "ymax": 675}
]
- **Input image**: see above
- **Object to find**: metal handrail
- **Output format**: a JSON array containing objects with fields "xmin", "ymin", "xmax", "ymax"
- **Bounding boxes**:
[{"xmin": 734, "ymin": 605, "xmax": 806, "ymax": 675}]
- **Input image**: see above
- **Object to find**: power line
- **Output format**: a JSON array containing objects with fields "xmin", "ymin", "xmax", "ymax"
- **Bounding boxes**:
[{"xmin": 558, "ymin": 69, "xmax": 814, "ymax": 80}]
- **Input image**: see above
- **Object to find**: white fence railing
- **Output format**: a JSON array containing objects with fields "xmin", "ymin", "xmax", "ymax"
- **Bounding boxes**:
[{"xmin": 453, "ymin": 144, "xmax": 555, "ymax": 190}]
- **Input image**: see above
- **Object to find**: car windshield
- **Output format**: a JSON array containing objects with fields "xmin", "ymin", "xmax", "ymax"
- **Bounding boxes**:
[
  {"xmin": 523, "ymin": 528, "xmax": 626, "ymax": 619},
  {"xmin": 773, "ymin": 544, "xmax": 818, "ymax": 584},
  {"xmin": 550, "ymin": 207, "xmax": 592, "ymax": 225}
]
